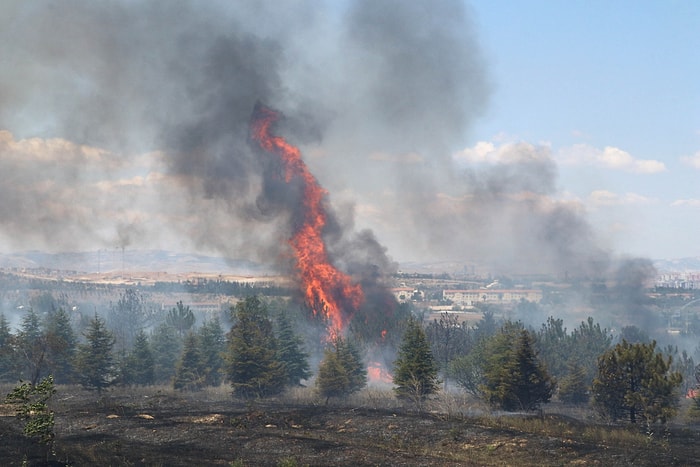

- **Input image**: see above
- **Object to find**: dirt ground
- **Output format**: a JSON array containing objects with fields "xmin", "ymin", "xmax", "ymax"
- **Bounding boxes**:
[{"xmin": 2, "ymin": 386, "xmax": 700, "ymax": 466}]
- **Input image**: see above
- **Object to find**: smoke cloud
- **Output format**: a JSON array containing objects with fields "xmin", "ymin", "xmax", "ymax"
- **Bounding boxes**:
[{"xmin": 0, "ymin": 0, "xmax": 640, "ymax": 284}]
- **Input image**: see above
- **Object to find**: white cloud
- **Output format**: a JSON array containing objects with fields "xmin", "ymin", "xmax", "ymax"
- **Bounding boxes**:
[
  {"xmin": 453, "ymin": 141, "xmax": 495, "ymax": 163},
  {"xmin": 588, "ymin": 190, "xmax": 656, "ymax": 207},
  {"xmin": 671, "ymin": 199, "xmax": 700, "ymax": 208},
  {"xmin": 558, "ymin": 144, "xmax": 666, "ymax": 174},
  {"xmin": 453, "ymin": 141, "xmax": 551, "ymax": 165},
  {"xmin": 680, "ymin": 151, "xmax": 700, "ymax": 169}
]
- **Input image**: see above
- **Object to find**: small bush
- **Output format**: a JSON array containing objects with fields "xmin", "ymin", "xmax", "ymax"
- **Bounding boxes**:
[{"xmin": 4, "ymin": 375, "xmax": 56, "ymax": 446}]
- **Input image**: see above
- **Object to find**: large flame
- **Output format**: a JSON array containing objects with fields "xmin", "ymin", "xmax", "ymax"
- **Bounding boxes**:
[{"xmin": 250, "ymin": 104, "xmax": 364, "ymax": 337}]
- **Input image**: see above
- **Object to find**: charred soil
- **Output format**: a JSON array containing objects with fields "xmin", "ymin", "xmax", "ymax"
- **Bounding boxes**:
[{"xmin": 2, "ymin": 386, "xmax": 700, "ymax": 466}]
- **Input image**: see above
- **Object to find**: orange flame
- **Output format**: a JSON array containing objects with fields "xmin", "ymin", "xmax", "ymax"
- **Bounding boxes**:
[
  {"xmin": 250, "ymin": 104, "xmax": 364, "ymax": 337},
  {"xmin": 367, "ymin": 361, "xmax": 393, "ymax": 385}
]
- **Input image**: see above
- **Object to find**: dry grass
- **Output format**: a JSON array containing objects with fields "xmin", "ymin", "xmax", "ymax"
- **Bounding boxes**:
[{"xmin": 2, "ymin": 383, "xmax": 698, "ymax": 466}]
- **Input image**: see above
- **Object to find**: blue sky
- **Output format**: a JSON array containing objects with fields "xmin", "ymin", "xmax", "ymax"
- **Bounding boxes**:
[{"xmin": 464, "ymin": 0, "xmax": 700, "ymax": 259}]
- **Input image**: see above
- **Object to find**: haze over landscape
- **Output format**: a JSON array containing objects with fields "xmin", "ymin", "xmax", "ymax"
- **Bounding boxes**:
[
  {"xmin": 3, "ymin": 3, "xmax": 700, "ymax": 465},
  {"xmin": 1, "ymin": 0, "xmax": 698, "ymax": 278}
]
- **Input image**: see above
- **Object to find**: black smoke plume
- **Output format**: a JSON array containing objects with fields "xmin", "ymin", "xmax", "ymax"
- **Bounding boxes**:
[{"xmin": 0, "ymin": 0, "xmax": 649, "ymax": 297}]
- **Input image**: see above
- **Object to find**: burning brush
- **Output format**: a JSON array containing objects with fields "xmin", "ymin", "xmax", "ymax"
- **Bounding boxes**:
[{"xmin": 249, "ymin": 103, "xmax": 364, "ymax": 339}]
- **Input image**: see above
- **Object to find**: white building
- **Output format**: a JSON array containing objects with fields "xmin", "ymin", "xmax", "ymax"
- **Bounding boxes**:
[{"xmin": 443, "ymin": 289, "xmax": 542, "ymax": 306}]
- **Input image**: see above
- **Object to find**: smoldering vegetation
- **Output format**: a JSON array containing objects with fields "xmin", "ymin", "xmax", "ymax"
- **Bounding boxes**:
[{"xmin": 1, "ymin": 270, "xmax": 700, "ymax": 466}]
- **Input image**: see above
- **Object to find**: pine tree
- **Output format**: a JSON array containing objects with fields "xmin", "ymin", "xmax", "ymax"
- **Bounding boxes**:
[
  {"xmin": 197, "ymin": 318, "xmax": 226, "ymax": 387},
  {"xmin": 592, "ymin": 340, "xmax": 683, "ymax": 424},
  {"xmin": 225, "ymin": 296, "xmax": 286, "ymax": 398},
  {"xmin": 276, "ymin": 312, "xmax": 311, "ymax": 386},
  {"xmin": 536, "ymin": 316, "xmax": 571, "ymax": 380},
  {"xmin": 44, "ymin": 307, "xmax": 77, "ymax": 384},
  {"xmin": 479, "ymin": 321, "xmax": 522, "ymax": 409},
  {"xmin": 0, "ymin": 313, "xmax": 17, "ymax": 382},
  {"xmin": 393, "ymin": 317, "xmax": 440, "ymax": 408},
  {"xmin": 506, "ymin": 330, "xmax": 555, "ymax": 411},
  {"xmin": 174, "ymin": 332, "xmax": 204, "ymax": 390},
  {"xmin": 558, "ymin": 362, "xmax": 589, "ymax": 404},
  {"xmin": 74, "ymin": 315, "xmax": 116, "ymax": 393},
  {"xmin": 569, "ymin": 317, "xmax": 612, "ymax": 386},
  {"xmin": 120, "ymin": 330, "xmax": 155, "ymax": 386},
  {"xmin": 150, "ymin": 322, "xmax": 182, "ymax": 384},
  {"xmin": 336, "ymin": 337, "xmax": 367, "ymax": 394},
  {"xmin": 481, "ymin": 324, "xmax": 554, "ymax": 411},
  {"xmin": 166, "ymin": 301, "xmax": 196, "ymax": 338},
  {"xmin": 315, "ymin": 336, "xmax": 366, "ymax": 402},
  {"xmin": 17, "ymin": 308, "xmax": 47, "ymax": 385},
  {"xmin": 108, "ymin": 289, "xmax": 147, "ymax": 353},
  {"xmin": 316, "ymin": 347, "xmax": 350, "ymax": 403}
]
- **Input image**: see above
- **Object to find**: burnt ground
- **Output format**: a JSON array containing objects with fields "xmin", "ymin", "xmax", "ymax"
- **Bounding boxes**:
[{"xmin": 2, "ymin": 385, "xmax": 700, "ymax": 466}]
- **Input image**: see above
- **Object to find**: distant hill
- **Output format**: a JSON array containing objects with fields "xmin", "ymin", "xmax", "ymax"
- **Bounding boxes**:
[
  {"xmin": 2, "ymin": 250, "xmax": 698, "ymax": 276},
  {"xmin": 653, "ymin": 257, "xmax": 700, "ymax": 273},
  {"xmin": 0, "ymin": 250, "xmax": 269, "ymax": 275}
]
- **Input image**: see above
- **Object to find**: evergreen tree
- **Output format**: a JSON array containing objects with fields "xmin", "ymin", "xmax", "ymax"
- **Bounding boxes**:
[
  {"xmin": 198, "ymin": 318, "xmax": 226, "ymax": 387},
  {"xmin": 473, "ymin": 308, "xmax": 499, "ymax": 341},
  {"xmin": 393, "ymin": 317, "xmax": 440, "ymax": 408},
  {"xmin": 108, "ymin": 289, "xmax": 147, "ymax": 353},
  {"xmin": 481, "ymin": 324, "xmax": 554, "ymax": 411},
  {"xmin": 17, "ymin": 308, "xmax": 47, "ymax": 385},
  {"xmin": 315, "ymin": 336, "xmax": 366, "ymax": 402},
  {"xmin": 0, "ymin": 313, "xmax": 17, "ymax": 382},
  {"xmin": 316, "ymin": 347, "xmax": 350, "ymax": 403},
  {"xmin": 569, "ymin": 317, "xmax": 612, "ymax": 386},
  {"xmin": 150, "ymin": 322, "xmax": 182, "ymax": 384},
  {"xmin": 479, "ymin": 321, "xmax": 522, "ymax": 406},
  {"xmin": 592, "ymin": 340, "xmax": 683, "ymax": 424},
  {"xmin": 275, "ymin": 312, "xmax": 311, "ymax": 386},
  {"xmin": 664, "ymin": 345, "xmax": 696, "ymax": 394},
  {"xmin": 336, "ymin": 337, "xmax": 367, "ymax": 394},
  {"xmin": 74, "ymin": 315, "xmax": 116, "ymax": 393},
  {"xmin": 536, "ymin": 316, "xmax": 571, "ymax": 380},
  {"xmin": 558, "ymin": 362, "xmax": 589, "ymax": 405},
  {"xmin": 508, "ymin": 330, "xmax": 555, "ymax": 410},
  {"xmin": 120, "ymin": 330, "xmax": 155, "ymax": 386},
  {"xmin": 174, "ymin": 332, "xmax": 204, "ymax": 390},
  {"xmin": 225, "ymin": 296, "xmax": 286, "ymax": 398},
  {"xmin": 43, "ymin": 307, "xmax": 77, "ymax": 384},
  {"xmin": 166, "ymin": 301, "xmax": 196, "ymax": 338}
]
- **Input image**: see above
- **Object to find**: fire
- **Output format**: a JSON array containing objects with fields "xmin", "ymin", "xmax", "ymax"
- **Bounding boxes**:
[
  {"xmin": 250, "ymin": 104, "xmax": 364, "ymax": 337},
  {"xmin": 367, "ymin": 361, "xmax": 393, "ymax": 385}
]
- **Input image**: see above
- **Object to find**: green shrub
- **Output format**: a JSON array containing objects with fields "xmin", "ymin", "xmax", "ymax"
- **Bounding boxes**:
[{"xmin": 4, "ymin": 374, "xmax": 56, "ymax": 445}]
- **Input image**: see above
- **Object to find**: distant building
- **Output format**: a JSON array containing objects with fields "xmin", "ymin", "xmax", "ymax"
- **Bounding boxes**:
[
  {"xmin": 391, "ymin": 287, "xmax": 423, "ymax": 303},
  {"xmin": 443, "ymin": 289, "xmax": 542, "ymax": 306},
  {"xmin": 656, "ymin": 272, "xmax": 700, "ymax": 289}
]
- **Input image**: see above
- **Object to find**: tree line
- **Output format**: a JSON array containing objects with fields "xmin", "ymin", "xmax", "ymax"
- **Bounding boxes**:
[
  {"xmin": 1, "ymin": 292, "xmax": 696, "ymax": 427},
  {"xmin": 423, "ymin": 310, "xmax": 694, "ymax": 424}
]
